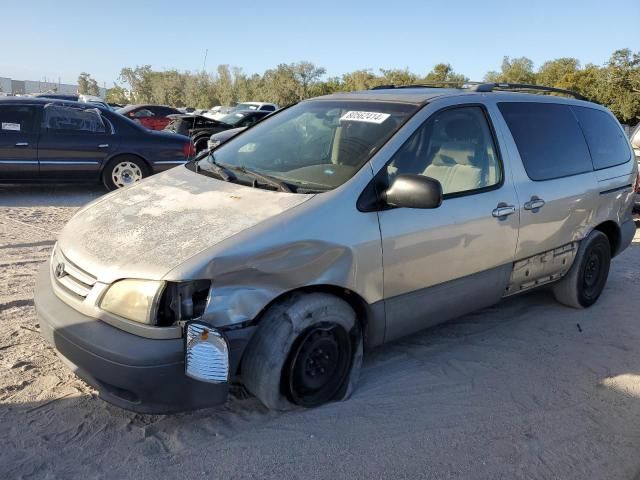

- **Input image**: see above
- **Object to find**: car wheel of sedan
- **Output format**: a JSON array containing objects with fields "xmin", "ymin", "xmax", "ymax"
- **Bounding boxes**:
[
  {"xmin": 103, "ymin": 157, "xmax": 149, "ymax": 190},
  {"xmin": 552, "ymin": 230, "xmax": 611, "ymax": 308},
  {"xmin": 194, "ymin": 137, "xmax": 210, "ymax": 154},
  {"xmin": 242, "ymin": 292, "xmax": 363, "ymax": 410}
]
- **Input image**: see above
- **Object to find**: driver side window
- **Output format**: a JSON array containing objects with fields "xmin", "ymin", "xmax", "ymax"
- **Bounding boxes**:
[{"xmin": 386, "ymin": 106, "xmax": 502, "ymax": 196}]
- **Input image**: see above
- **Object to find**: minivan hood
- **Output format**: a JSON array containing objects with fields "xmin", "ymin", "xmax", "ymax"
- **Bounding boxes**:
[{"xmin": 58, "ymin": 166, "xmax": 312, "ymax": 283}]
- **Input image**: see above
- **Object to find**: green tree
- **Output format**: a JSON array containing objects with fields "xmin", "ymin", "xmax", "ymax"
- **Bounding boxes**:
[
  {"xmin": 215, "ymin": 65, "xmax": 236, "ymax": 106},
  {"xmin": 77, "ymin": 72, "xmax": 100, "ymax": 96},
  {"xmin": 184, "ymin": 71, "xmax": 218, "ymax": 108},
  {"xmin": 537, "ymin": 58, "xmax": 580, "ymax": 89},
  {"xmin": 119, "ymin": 65, "xmax": 154, "ymax": 103},
  {"xmin": 340, "ymin": 70, "xmax": 376, "ymax": 91},
  {"xmin": 290, "ymin": 61, "xmax": 326, "ymax": 100},
  {"xmin": 424, "ymin": 63, "xmax": 468, "ymax": 85},
  {"xmin": 379, "ymin": 68, "xmax": 419, "ymax": 86},
  {"xmin": 599, "ymin": 49, "xmax": 640, "ymax": 123},
  {"xmin": 260, "ymin": 64, "xmax": 300, "ymax": 106},
  {"xmin": 105, "ymin": 83, "xmax": 129, "ymax": 104},
  {"xmin": 485, "ymin": 56, "xmax": 536, "ymax": 84}
]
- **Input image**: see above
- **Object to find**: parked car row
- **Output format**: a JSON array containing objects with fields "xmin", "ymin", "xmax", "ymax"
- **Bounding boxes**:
[
  {"xmin": 165, "ymin": 110, "xmax": 271, "ymax": 152},
  {"xmin": 0, "ymin": 97, "xmax": 194, "ymax": 190}
]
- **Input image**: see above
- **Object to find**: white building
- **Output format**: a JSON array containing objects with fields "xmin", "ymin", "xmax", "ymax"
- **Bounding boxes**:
[{"xmin": 0, "ymin": 76, "xmax": 106, "ymax": 98}]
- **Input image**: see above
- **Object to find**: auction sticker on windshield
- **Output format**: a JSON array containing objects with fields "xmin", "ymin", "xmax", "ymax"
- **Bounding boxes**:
[
  {"xmin": 2, "ymin": 122, "xmax": 20, "ymax": 131},
  {"xmin": 340, "ymin": 111, "xmax": 390, "ymax": 124}
]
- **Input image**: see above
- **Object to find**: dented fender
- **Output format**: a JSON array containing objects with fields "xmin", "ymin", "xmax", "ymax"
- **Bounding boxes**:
[{"xmin": 201, "ymin": 241, "xmax": 356, "ymax": 327}]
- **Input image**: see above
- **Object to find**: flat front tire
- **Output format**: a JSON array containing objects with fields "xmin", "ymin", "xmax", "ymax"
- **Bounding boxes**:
[
  {"xmin": 242, "ymin": 293, "xmax": 363, "ymax": 410},
  {"xmin": 552, "ymin": 230, "xmax": 611, "ymax": 308}
]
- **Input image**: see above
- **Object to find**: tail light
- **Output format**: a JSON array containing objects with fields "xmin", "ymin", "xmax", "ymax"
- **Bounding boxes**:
[{"xmin": 183, "ymin": 141, "xmax": 196, "ymax": 158}]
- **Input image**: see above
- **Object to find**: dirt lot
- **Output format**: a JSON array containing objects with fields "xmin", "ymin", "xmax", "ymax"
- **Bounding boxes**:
[{"xmin": 2, "ymin": 184, "xmax": 640, "ymax": 480}]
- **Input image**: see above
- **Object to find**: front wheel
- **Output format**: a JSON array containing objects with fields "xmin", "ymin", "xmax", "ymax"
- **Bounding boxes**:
[
  {"xmin": 242, "ymin": 293, "xmax": 363, "ymax": 410},
  {"xmin": 552, "ymin": 230, "xmax": 611, "ymax": 308},
  {"xmin": 102, "ymin": 156, "xmax": 149, "ymax": 190}
]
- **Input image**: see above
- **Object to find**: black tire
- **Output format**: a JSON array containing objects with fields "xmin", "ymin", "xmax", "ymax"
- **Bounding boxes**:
[
  {"xmin": 102, "ymin": 156, "xmax": 149, "ymax": 191},
  {"xmin": 552, "ymin": 230, "xmax": 611, "ymax": 308},
  {"xmin": 193, "ymin": 136, "xmax": 210, "ymax": 154},
  {"xmin": 242, "ymin": 292, "xmax": 363, "ymax": 410}
]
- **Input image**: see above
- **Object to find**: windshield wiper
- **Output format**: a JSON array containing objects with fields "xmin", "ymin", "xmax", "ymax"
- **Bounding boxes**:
[
  {"xmin": 228, "ymin": 165, "xmax": 293, "ymax": 193},
  {"xmin": 204, "ymin": 152, "xmax": 235, "ymax": 182}
]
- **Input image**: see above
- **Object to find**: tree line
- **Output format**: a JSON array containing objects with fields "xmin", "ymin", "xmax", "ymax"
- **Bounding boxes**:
[{"xmin": 84, "ymin": 48, "xmax": 639, "ymax": 124}]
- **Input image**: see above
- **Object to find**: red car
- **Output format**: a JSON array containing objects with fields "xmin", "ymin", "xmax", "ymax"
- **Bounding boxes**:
[{"xmin": 116, "ymin": 104, "xmax": 181, "ymax": 131}]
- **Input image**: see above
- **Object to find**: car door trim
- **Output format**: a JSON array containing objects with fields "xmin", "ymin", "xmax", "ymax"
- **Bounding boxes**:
[
  {"xmin": 39, "ymin": 161, "xmax": 100, "ymax": 165},
  {"xmin": 599, "ymin": 184, "xmax": 632, "ymax": 195},
  {"xmin": 0, "ymin": 160, "xmax": 39, "ymax": 164}
]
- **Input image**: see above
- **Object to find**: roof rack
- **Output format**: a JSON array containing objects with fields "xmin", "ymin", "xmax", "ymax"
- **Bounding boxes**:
[
  {"xmin": 370, "ymin": 82, "xmax": 587, "ymax": 101},
  {"xmin": 467, "ymin": 83, "xmax": 586, "ymax": 100},
  {"xmin": 370, "ymin": 81, "xmax": 474, "ymax": 90}
]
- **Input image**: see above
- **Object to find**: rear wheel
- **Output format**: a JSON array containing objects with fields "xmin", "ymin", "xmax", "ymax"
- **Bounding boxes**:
[
  {"xmin": 102, "ymin": 156, "xmax": 149, "ymax": 190},
  {"xmin": 552, "ymin": 230, "xmax": 611, "ymax": 308},
  {"xmin": 242, "ymin": 293, "xmax": 363, "ymax": 410}
]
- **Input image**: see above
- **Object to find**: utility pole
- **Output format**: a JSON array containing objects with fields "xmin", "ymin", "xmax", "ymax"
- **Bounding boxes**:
[{"xmin": 202, "ymin": 49, "xmax": 208, "ymax": 72}]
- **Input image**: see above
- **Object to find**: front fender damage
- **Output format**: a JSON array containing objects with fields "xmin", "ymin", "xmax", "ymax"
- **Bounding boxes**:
[{"xmin": 198, "ymin": 240, "xmax": 356, "ymax": 328}]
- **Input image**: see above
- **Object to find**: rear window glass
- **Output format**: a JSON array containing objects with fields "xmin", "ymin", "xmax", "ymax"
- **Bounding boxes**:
[
  {"xmin": 43, "ymin": 105, "xmax": 107, "ymax": 133},
  {"xmin": 571, "ymin": 106, "xmax": 631, "ymax": 169},
  {"xmin": 498, "ymin": 102, "xmax": 592, "ymax": 181}
]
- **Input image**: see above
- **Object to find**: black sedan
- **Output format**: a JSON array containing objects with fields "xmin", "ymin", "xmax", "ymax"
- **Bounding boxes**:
[
  {"xmin": 166, "ymin": 110, "xmax": 271, "ymax": 153},
  {"xmin": 0, "ymin": 97, "xmax": 194, "ymax": 190}
]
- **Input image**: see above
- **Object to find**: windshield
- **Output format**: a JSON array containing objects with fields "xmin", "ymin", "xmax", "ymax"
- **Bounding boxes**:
[
  {"xmin": 195, "ymin": 100, "xmax": 417, "ymax": 191},
  {"xmin": 219, "ymin": 112, "xmax": 248, "ymax": 126}
]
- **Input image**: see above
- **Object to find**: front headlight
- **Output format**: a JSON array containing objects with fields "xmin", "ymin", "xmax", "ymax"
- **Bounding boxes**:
[{"xmin": 100, "ymin": 279, "xmax": 165, "ymax": 324}]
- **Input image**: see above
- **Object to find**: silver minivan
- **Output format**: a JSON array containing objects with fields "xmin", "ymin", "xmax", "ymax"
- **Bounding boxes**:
[{"xmin": 35, "ymin": 84, "xmax": 637, "ymax": 413}]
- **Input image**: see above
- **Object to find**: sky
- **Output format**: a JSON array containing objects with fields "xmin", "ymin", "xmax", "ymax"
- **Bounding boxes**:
[{"xmin": 1, "ymin": 0, "xmax": 637, "ymax": 88}]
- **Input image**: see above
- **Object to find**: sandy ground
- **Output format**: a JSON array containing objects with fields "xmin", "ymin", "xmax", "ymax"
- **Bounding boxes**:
[{"xmin": 2, "ymin": 184, "xmax": 640, "ymax": 480}]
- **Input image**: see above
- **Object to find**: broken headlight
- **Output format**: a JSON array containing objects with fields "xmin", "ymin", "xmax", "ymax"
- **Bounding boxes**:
[
  {"xmin": 100, "ymin": 279, "xmax": 211, "ymax": 326},
  {"xmin": 156, "ymin": 280, "xmax": 211, "ymax": 326}
]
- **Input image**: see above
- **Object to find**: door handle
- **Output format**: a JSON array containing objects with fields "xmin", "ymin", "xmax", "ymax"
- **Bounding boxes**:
[
  {"xmin": 492, "ymin": 204, "xmax": 517, "ymax": 218},
  {"xmin": 524, "ymin": 198, "xmax": 546, "ymax": 211},
  {"xmin": 15, "ymin": 142, "xmax": 29, "ymax": 147},
  {"xmin": 97, "ymin": 144, "xmax": 110, "ymax": 148}
]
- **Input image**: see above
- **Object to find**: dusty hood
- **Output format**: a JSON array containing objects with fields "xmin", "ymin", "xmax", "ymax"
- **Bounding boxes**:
[{"xmin": 58, "ymin": 166, "xmax": 311, "ymax": 283}]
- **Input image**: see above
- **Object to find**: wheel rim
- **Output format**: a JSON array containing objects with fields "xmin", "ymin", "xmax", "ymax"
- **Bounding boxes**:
[
  {"xmin": 582, "ymin": 245, "xmax": 605, "ymax": 299},
  {"xmin": 111, "ymin": 161, "xmax": 143, "ymax": 188},
  {"xmin": 286, "ymin": 323, "xmax": 352, "ymax": 407}
]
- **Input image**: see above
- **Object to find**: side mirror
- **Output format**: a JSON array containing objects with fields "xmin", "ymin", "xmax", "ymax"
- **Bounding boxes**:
[{"xmin": 384, "ymin": 174, "xmax": 443, "ymax": 209}]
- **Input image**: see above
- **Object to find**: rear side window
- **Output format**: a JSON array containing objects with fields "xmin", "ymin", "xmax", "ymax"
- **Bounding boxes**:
[
  {"xmin": 260, "ymin": 105, "xmax": 276, "ymax": 112},
  {"xmin": 498, "ymin": 102, "xmax": 592, "ymax": 181},
  {"xmin": 0, "ymin": 106, "xmax": 36, "ymax": 134},
  {"xmin": 571, "ymin": 106, "xmax": 631, "ymax": 169},
  {"xmin": 43, "ymin": 105, "xmax": 107, "ymax": 134}
]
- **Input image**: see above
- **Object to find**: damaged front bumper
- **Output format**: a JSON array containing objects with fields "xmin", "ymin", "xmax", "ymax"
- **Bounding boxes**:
[{"xmin": 35, "ymin": 261, "xmax": 254, "ymax": 414}]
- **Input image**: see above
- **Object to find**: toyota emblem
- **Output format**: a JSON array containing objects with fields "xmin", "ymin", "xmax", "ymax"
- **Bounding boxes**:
[{"xmin": 55, "ymin": 262, "xmax": 66, "ymax": 279}]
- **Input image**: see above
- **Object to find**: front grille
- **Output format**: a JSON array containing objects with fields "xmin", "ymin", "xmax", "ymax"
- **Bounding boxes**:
[{"xmin": 52, "ymin": 249, "xmax": 97, "ymax": 299}]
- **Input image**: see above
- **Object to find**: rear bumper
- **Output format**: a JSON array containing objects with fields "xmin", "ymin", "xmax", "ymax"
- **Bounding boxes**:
[{"xmin": 35, "ymin": 262, "xmax": 251, "ymax": 413}]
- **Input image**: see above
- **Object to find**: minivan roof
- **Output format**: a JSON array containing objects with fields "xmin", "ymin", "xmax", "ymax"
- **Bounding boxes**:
[{"xmin": 314, "ymin": 86, "xmax": 597, "ymax": 108}]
